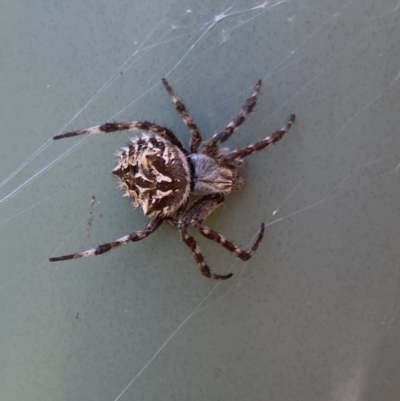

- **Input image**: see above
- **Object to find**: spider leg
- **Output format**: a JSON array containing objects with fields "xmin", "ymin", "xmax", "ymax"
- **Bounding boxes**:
[
  {"xmin": 218, "ymin": 114, "xmax": 295, "ymax": 163},
  {"xmin": 176, "ymin": 193, "xmax": 232, "ymax": 280},
  {"xmin": 178, "ymin": 225, "xmax": 233, "ymax": 280},
  {"xmin": 183, "ymin": 193, "xmax": 265, "ymax": 260},
  {"xmin": 202, "ymin": 79, "xmax": 262, "ymax": 156},
  {"xmin": 161, "ymin": 78, "xmax": 202, "ymax": 153},
  {"xmin": 193, "ymin": 221, "xmax": 265, "ymax": 261},
  {"xmin": 53, "ymin": 121, "xmax": 188, "ymax": 155},
  {"xmin": 181, "ymin": 193, "xmax": 225, "ymax": 222},
  {"xmin": 49, "ymin": 218, "xmax": 162, "ymax": 262}
]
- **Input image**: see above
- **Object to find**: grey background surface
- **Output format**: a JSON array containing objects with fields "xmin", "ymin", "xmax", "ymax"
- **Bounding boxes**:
[{"xmin": 1, "ymin": 0, "xmax": 400, "ymax": 400}]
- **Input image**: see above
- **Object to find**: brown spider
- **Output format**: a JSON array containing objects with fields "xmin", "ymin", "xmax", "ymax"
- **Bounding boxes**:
[{"xmin": 49, "ymin": 78, "xmax": 295, "ymax": 280}]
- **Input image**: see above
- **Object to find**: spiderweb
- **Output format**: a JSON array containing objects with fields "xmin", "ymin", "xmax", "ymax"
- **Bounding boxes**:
[{"xmin": 1, "ymin": 0, "xmax": 400, "ymax": 400}]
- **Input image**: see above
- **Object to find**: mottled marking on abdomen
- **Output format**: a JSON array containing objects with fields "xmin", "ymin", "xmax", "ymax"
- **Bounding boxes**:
[{"xmin": 112, "ymin": 134, "xmax": 191, "ymax": 218}]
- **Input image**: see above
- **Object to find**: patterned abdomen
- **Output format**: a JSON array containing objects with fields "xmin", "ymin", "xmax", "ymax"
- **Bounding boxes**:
[{"xmin": 112, "ymin": 135, "xmax": 190, "ymax": 218}]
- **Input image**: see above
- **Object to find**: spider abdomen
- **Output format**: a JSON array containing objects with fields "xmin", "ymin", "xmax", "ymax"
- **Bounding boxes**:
[{"xmin": 112, "ymin": 135, "xmax": 190, "ymax": 217}]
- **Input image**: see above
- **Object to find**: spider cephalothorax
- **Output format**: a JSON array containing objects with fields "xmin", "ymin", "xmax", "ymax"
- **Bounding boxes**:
[
  {"xmin": 188, "ymin": 153, "xmax": 245, "ymax": 195},
  {"xmin": 49, "ymin": 78, "xmax": 295, "ymax": 280}
]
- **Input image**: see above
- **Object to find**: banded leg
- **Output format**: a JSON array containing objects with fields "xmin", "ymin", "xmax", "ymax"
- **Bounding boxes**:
[
  {"xmin": 49, "ymin": 218, "xmax": 162, "ymax": 262},
  {"xmin": 218, "ymin": 114, "xmax": 295, "ymax": 163},
  {"xmin": 193, "ymin": 221, "xmax": 265, "ymax": 261},
  {"xmin": 177, "ymin": 194, "xmax": 232, "ymax": 280},
  {"xmin": 181, "ymin": 193, "xmax": 225, "ymax": 224},
  {"xmin": 179, "ymin": 194, "xmax": 265, "ymax": 259},
  {"xmin": 179, "ymin": 225, "xmax": 233, "ymax": 280},
  {"xmin": 162, "ymin": 78, "xmax": 202, "ymax": 153},
  {"xmin": 202, "ymin": 79, "xmax": 262, "ymax": 156},
  {"xmin": 53, "ymin": 121, "xmax": 188, "ymax": 155}
]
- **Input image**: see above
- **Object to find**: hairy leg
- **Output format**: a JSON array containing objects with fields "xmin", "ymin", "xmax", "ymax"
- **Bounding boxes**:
[
  {"xmin": 193, "ymin": 221, "xmax": 265, "ymax": 261},
  {"xmin": 178, "ymin": 225, "xmax": 233, "ymax": 280},
  {"xmin": 162, "ymin": 78, "xmax": 202, "ymax": 153},
  {"xmin": 53, "ymin": 121, "xmax": 188, "ymax": 155},
  {"xmin": 49, "ymin": 218, "xmax": 162, "ymax": 262},
  {"xmin": 177, "ymin": 194, "xmax": 232, "ymax": 280},
  {"xmin": 218, "ymin": 114, "xmax": 295, "ymax": 163},
  {"xmin": 177, "ymin": 193, "xmax": 265, "ymax": 279},
  {"xmin": 202, "ymin": 80, "xmax": 262, "ymax": 156}
]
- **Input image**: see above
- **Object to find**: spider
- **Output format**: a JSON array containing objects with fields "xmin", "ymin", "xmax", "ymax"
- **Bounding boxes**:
[{"xmin": 49, "ymin": 78, "xmax": 295, "ymax": 280}]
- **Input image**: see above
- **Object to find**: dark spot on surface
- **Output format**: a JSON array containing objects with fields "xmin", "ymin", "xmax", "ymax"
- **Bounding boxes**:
[{"xmin": 87, "ymin": 196, "xmax": 96, "ymax": 237}]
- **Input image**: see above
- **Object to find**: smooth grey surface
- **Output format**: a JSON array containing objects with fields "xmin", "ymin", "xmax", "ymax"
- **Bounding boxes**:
[{"xmin": 1, "ymin": 0, "xmax": 400, "ymax": 400}]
